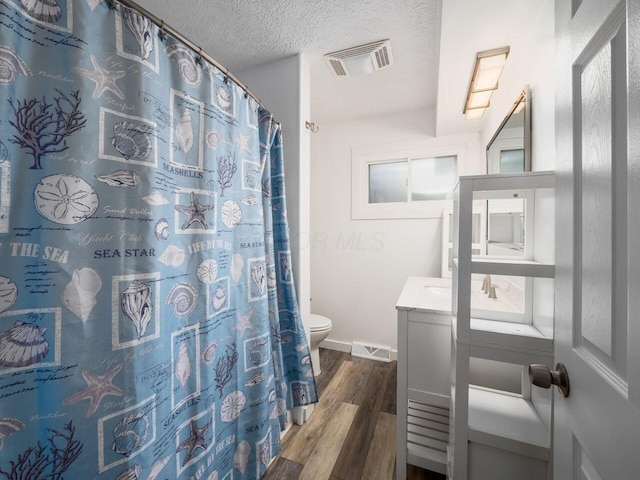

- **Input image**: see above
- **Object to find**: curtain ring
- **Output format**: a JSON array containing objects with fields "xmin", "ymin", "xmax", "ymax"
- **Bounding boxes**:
[
  {"xmin": 105, "ymin": 0, "xmax": 116, "ymax": 10},
  {"xmin": 158, "ymin": 20, "xmax": 166, "ymax": 41},
  {"xmin": 196, "ymin": 47, "xmax": 203, "ymax": 66}
]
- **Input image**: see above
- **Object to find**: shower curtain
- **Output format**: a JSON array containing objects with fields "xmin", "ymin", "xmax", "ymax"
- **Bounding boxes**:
[{"xmin": 0, "ymin": 1, "xmax": 317, "ymax": 479}]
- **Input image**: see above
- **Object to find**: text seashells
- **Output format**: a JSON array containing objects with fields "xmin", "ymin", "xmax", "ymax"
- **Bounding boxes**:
[
  {"xmin": 95, "ymin": 170, "xmax": 141, "ymax": 188},
  {"xmin": 221, "ymin": 390, "xmax": 246, "ymax": 422},
  {"xmin": 19, "ymin": 0, "xmax": 62, "ymax": 23},
  {"xmin": 211, "ymin": 285, "xmax": 226, "ymax": 312},
  {"xmin": 166, "ymin": 282, "xmax": 197, "ymax": 317},
  {"xmin": 201, "ymin": 340, "xmax": 218, "ymax": 365},
  {"xmin": 0, "ymin": 321, "xmax": 49, "ymax": 368},
  {"xmin": 154, "ymin": 218, "xmax": 169, "ymax": 240},
  {"xmin": 35, "ymin": 174, "xmax": 99, "ymax": 225},
  {"xmin": 233, "ymin": 440, "xmax": 250, "ymax": 474},
  {"xmin": 121, "ymin": 280, "xmax": 153, "ymax": 339},
  {"xmin": 62, "ymin": 268, "xmax": 102, "ymax": 323},
  {"xmin": 175, "ymin": 340, "xmax": 191, "ymax": 388},
  {"xmin": 196, "ymin": 258, "xmax": 217, "ymax": 285},
  {"xmin": 0, "ymin": 276, "xmax": 17, "ymax": 315},
  {"xmin": 114, "ymin": 464, "xmax": 142, "ymax": 480},
  {"xmin": 221, "ymin": 200, "xmax": 242, "ymax": 228},
  {"xmin": 166, "ymin": 44, "xmax": 201, "ymax": 87},
  {"xmin": 231, "ymin": 254, "xmax": 243, "ymax": 285},
  {"xmin": 157, "ymin": 245, "xmax": 185, "ymax": 268},
  {"xmin": 122, "ymin": 7, "xmax": 153, "ymax": 60},
  {"xmin": 111, "ymin": 122, "xmax": 153, "ymax": 161},
  {"xmin": 111, "ymin": 412, "xmax": 150, "ymax": 456},
  {"xmin": 0, "ymin": 45, "xmax": 31, "ymax": 85},
  {"xmin": 142, "ymin": 190, "xmax": 170, "ymax": 206},
  {"xmin": 175, "ymin": 108, "xmax": 194, "ymax": 156}
]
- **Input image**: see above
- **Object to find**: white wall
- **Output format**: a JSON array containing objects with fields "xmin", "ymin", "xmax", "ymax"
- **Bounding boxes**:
[
  {"xmin": 237, "ymin": 54, "xmax": 312, "ymax": 340},
  {"xmin": 310, "ymin": 109, "xmax": 481, "ymax": 353}
]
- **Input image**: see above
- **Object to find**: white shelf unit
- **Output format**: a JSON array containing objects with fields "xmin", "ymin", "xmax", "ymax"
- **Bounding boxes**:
[{"xmin": 449, "ymin": 171, "xmax": 555, "ymax": 480}]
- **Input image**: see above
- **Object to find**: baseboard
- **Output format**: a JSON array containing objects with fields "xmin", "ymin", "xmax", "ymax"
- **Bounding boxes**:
[{"xmin": 320, "ymin": 338, "xmax": 398, "ymax": 361}]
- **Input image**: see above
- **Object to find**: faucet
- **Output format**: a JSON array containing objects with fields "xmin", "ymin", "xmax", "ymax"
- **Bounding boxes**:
[{"xmin": 482, "ymin": 274, "xmax": 491, "ymax": 293}]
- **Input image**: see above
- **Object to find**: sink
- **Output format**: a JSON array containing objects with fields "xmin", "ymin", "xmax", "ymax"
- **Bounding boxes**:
[{"xmin": 423, "ymin": 286, "xmax": 451, "ymax": 298}]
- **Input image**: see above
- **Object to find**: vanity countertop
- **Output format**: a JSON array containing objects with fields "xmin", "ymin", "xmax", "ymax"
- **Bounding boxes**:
[{"xmin": 396, "ymin": 276, "xmax": 453, "ymax": 314}]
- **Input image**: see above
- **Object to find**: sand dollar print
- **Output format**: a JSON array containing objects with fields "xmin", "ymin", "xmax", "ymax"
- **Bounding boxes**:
[
  {"xmin": 196, "ymin": 258, "xmax": 218, "ymax": 285},
  {"xmin": 34, "ymin": 174, "xmax": 98, "ymax": 224},
  {"xmin": 221, "ymin": 200, "xmax": 241, "ymax": 228}
]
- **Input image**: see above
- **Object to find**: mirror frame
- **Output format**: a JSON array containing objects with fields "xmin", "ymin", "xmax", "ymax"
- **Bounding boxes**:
[{"xmin": 486, "ymin": 85, "xmax": 531, "ymax": 174}]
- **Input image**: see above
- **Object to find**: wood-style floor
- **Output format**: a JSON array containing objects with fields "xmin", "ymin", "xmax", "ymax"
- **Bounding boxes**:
[{"xmin": 262, "ymin": 348, "xmax": 446, "ymax": 480}]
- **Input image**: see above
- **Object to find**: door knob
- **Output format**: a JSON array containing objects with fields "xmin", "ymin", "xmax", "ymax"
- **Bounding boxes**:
[{"xmin": 529, "ymin": 363, "xmax": 570, "ymax": 397}]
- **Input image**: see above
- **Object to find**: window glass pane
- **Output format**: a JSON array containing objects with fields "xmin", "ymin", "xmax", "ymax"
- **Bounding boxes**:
[
  {"xmin": 411, "ymin": 155, "xmax": 456, "ymax": 201},
  {"xmin": 500, "ymin": 149, "xmax": 525, "ymax": 173},
  {"xmin": 368, "ymin": 161, "xmax": 407, "ymax": 203}
]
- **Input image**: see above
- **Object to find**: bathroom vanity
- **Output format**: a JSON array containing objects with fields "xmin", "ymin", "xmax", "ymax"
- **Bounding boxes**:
[{"xmin": 396, "ymin": 276, "xmax": 452, "ymax": 478}]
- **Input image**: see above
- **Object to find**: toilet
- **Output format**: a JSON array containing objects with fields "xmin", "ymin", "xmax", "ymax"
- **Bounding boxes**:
[{"xmin": 308, "ymin": 313, "xmax": 332, "ymax": 376}]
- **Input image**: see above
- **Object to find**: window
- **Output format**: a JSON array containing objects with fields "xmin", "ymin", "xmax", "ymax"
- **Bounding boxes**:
[{"xmin": 352, "ymin": 137, "xmax": 476, "ymax": 219}]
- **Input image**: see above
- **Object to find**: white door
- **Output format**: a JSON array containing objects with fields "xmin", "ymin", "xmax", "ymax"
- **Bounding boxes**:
[{"xmin": 555, "ymin": 0, "xmax": 640, "ymax": 478}]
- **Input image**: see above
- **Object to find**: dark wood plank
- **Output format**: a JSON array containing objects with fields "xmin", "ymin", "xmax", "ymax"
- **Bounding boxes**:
[
  {"xmin": 406, "ymin": 464, "xmax": 447, "ymax": 480},
  {"xmin": 361, "ymin": 411, "xmax": 397, "ymax": 480},
  {"xmin": 315, "ymin": 348, "xmax": 350, "ymax": 395},
  {"xmin": 380, "ymin": 359, "xmax": 398, "ymax": 414},
  {"xmin": 261, "ymin": 456, "xmax": 304, "ymax": 480},
  {"xmin": 338, "ymin": 355, "xmax": 375, "ymax": 405},
  {"xmin": 330, "ymin": 365, "xmax": 390, "ymax": 479}
]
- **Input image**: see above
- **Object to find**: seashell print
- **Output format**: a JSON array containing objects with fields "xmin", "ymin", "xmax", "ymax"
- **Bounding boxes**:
[
  {"xmin": 215, "ymin": 85, "xmax": 232, "ymax": 113},
  {"xmin": 267, "ymin": 389, "xmax": 276, "ymax": 404},
  {"xmin": 233, "ymin": 440, "xmax": 250, "ymax": 474},
  {"xmin": 0, "ymin": 321, "xmax": 49, "ymax": 368},
  {"xmin": 121, "ymin": 280, "xmax": 153, "ymax": 339},
  {"xmin": 95, "ymin": 170, "xmax": 141, "ymax": 188},
  {"xmin": 18, "ymin": 0, "xmax": 62, "ymax": 23},
  {"xmin": 221, "ymin": 390, "xmax": 246, "ymax": 422},
  {"xmin": 62, "ymin": 268, "xmax": 102, "ymax": 323},
  {"xmin": 0, "ymin": 140, "xmax": 8, "ymax": 163},
  {"xmin": 267, "ymin": 267, "xmax": 276, "ymax": 290},
  {"xmin": 122, "ymin": 7, "xmax": 153, "ymax": 60},
  {"xmin": 293, "ymin": 385, "xmax": 306, "ymax": 404},
  {"xmin": 211, "ymin": 285, "xmax": 226, "ymax": 312},
  {"xmin": 0, "ymin": 417, "xmax": 25, "ymax": 450},
  {"xmin": 111, "ymin": 122, "xmax": 153, "ymax": 161},
  {"xmin": 205, "ymin": 129, "xmax": 219, "ymax": 149},
  {"xmin": 269, "ymin": 398, "xmax": 287, "ymax": 419},
  {"xmin": 221, "ymin": 200, "xmax": 242, "ymax": 228},
  {"xmin": 111, "ymin": 411, "xmax": 150, "ymax": 457},
  {"xmin": 154, "ymin": 218, "xmax": 169, "ymax": 240},
  {"xmin": 196, "ymin": 258, "xmax": 218, "ymax": 285},
  {"xmin": 260, "ymin": 442, "xmax": 271, "ymax": 468},
  {"xmin": 206, "ymin": 471, "xmax": 219, "ymax": 480},
  {"xmin": 165, "ymin": 44, "xmax": 201, "ymax": 87},
  {"xmin": 157, "ymin": 245, "xmax": 185, "ymax": 268},
  {"xmin": 0, "ymin": 276, "xmax": 17, "ymax": 315},
  {"xmin": 35, "ymin": 174, "xmax": 99, "ymax": 225},
  {"xmin": 142, "ymin": 190, "xmax": 170, "ymax": 206},
  {"xmin": 251, "ymin": 262, "xmax": 266, "ymax": 296},
  {"xmin": 0, "ymin": 46, "xmax": 32, "ymax": 85},
  {"xmin": 175, "ymin": 109, "xmax": 194, "ymax": 156},
  {"xmin": 114, "ymin": 465, "xmax": 141, "ymax": 480},
  {"xmin": 175, "ymin": 340, "xmax": 191, "ymax": 388},
  {"xmin": 244, "ymin": 371, "xmax": 264, "ymax": 387},
  {"xmin": 201, "ymin": 340, "xmax": 218, "ymax": 365},
  {"xmin": 146, "ymin": 455, "xmax": 170, "ymax": 480},
  {"xmin": 241, "ymin": 195, "xmax": 257, "ymax": 206},
  {"xmin": 231, "ymin": 254, "xmax": 243, "ymax": 285},
  {"xmin": 300, "ymin": 355, "xmax": 311, "ymax": 366},
  {"xmin": 115, "ymin": 464, "xmax": 142, "ymax": 480},
  {"xmin": 166, "ymin": 282, "xmax": 197, "ymax": 317}
]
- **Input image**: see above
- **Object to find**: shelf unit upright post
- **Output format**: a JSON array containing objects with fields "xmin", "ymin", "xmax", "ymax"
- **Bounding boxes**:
[{"xmin": 448, "ymin": 171, "xmax": 556, "ymax": 480}]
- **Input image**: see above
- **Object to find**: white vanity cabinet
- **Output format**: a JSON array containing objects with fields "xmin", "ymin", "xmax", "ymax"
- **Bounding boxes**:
[{"xmin": 396, "ymin": 277, "xmax": 452, "ymax": 479}]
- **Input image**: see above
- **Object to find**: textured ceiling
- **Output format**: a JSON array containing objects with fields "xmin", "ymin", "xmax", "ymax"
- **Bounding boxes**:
[{"xmin": 133, "ymin": 0, "xmax": 442, "ymax": 123}]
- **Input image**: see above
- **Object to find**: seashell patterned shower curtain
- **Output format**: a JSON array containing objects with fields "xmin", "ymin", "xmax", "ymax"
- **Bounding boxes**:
[{"xmin": 0, "ymin": 1, "xmax": 317, "ymax": 479}]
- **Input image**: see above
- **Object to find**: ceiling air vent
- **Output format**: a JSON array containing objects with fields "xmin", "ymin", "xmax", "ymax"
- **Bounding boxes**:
[{"xmin": 324, "ymin": 39, "xmax": 394, "ymax": 76}]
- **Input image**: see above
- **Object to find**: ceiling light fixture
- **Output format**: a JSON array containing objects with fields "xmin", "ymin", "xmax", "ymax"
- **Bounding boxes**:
[
  {"xmin": 463, "ymin": 46, "xmax": 510, "ymax": 120},
  {"xmin": 324, "ymin": 40, "xmax": 394, "ymax": 77}
]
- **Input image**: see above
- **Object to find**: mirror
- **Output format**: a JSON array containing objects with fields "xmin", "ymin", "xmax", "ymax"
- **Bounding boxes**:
[{"xmin": 486, "ymin": 85, "xmax": 531, "ymax": 174}]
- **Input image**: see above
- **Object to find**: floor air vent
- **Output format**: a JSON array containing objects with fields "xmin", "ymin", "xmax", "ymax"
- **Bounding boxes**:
[{"xmin": 351, "ymin": 341, "xmax": 391, "ymax": 362}]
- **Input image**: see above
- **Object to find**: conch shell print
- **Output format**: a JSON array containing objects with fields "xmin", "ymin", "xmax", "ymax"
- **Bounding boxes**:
[
  {"xmin": 0, "ymin": 321, "xmax": 49, "ymax": 368},
  {"xmin": 122, "ymin": 6, "xmax": 153, "ymax": 60},
  {"xmin": 111, "ymin": 411, "xmax": 150, "ymax": 456},
  {"xmin": 0, "ymin": 46, "xmax": 31, "ymax": 85},
  {"xmin": 95, "ymin": 170, "xmax": 142, "ymax": 188},
  {"xmin": 19, "ymin": 0, "xmax": 62, "ymax": 23},
  {"xmin": 0, "ymin": 276, "xmax": 17, "ymax": 314},
  {"xmin": 175, "ymin": 340, "xmax": 191, "ymax": 388},
  {"xmin": 175, "ymin": 109, "xmax": 194, "ymax": 156},
  {"xmin": 166, "ymin": 282, "xmax": 197, "ymax": 317},
  {"xmin": 62, "ymin": 268, "xmax": 102, "ymax": 322},
  {"xmin": 157, "ymin": 245, "xmax": 185, "ymax": 268},
  {"xmin": 166, "ymin": 44, "xmax": 202, "ymax": 87},
  {"xmin": 121, "ymin": 280, "xmax": 153, "ymax": 339},
  {"xmin": 233, "ymin": 440, "xmax": 250, "ymax": 474}
]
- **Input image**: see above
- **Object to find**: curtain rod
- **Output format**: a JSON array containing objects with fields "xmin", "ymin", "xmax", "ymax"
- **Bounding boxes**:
[{"xmin": 109, "ymin": 0, "xmax": 264, "ymax": 108}]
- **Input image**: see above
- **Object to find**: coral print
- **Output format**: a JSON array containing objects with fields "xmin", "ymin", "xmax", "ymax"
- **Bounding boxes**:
[{"xmin": 0, "ymin": 1, "xmax": 316, "ymax": 479}]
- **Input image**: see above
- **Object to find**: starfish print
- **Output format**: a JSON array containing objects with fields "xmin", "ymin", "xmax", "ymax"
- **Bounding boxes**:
[
  {"xmin": 62, "ymin": 364, "xmax": 124, "ymax": 417},
  {"xmin": 234, "ymin": 310, "xmax": 254, "ymax": 336},
  {"xmin": 236, "ymin": 133, "xmax": 252, "ymax": 154},
  {"xmin": 177, "ymin": 419, "xmax": 210, "ymax": 466},
  {"xmin": 175, "ymin": 192, "xmax": 215, "ymax": 230},
  {"xmin": 72, "ymin": 54, "xmax": 126, "ymax": 100}
]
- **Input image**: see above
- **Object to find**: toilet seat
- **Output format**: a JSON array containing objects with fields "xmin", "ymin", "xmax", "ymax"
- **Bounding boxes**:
[{"xmin": 309, "ymin": 313, "xmax": 332, "ymax": 332}]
